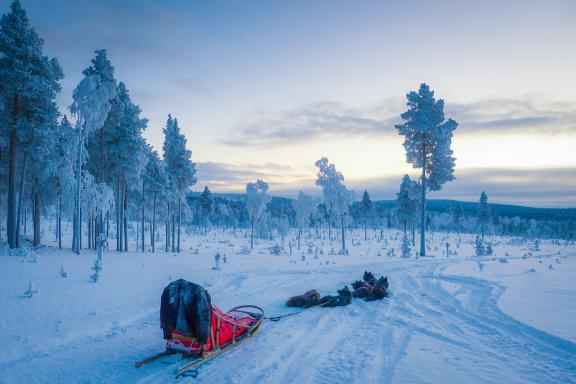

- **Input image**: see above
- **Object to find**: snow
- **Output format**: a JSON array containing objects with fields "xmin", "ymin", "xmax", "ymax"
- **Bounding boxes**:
[{"xmin": 0, "ymin": 229, "xmax": 574, "ymax": 383}]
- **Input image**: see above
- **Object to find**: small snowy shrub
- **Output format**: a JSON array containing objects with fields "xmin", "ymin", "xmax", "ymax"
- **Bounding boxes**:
[
  {"xmin": 401, "ymin": 236, "xmax": 411, "ymax": 259},
  {"xmin": 213, "ymin": 252, "xmax": 221, "ymax": 270},
  {"xmin": 24, "ymin": 281, "xmax": 38, "ymax": 298},
  {"xmin": 475, "ymin": 236, "xmax": 485, "ymax": 257},
  {"xmin": 91, "ymin": 259, "xmax": 103, "ymax": 282},
  {"xmin": 270, "ymin": 244, "xmax": 282, "ymax": 255}
]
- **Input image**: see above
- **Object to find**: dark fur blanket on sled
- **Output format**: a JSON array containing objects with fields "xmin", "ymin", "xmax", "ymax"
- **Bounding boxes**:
[{"xmin": 160, "ymin": 279, "xmax": 212, "ymax": 344}]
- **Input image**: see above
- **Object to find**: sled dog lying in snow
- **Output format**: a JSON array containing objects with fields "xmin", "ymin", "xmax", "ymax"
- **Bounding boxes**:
[{"xmin": 286, "ymin": 271, "xmax": 389, "ymax": 308}]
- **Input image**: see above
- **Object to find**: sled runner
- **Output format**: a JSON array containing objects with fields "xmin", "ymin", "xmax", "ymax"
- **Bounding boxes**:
[
  {"xmin": 135, "ymin": 280, "xmax": 264, "ymax": 378},
  {"xmin": 135, "ymin": 305, "xmax": 264, "ymax": 376}
]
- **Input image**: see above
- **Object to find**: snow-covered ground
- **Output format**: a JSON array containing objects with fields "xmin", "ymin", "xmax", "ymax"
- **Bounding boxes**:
[{"xmin": 0, "ymin": 228, "xmax": 574, "ymax": 383}]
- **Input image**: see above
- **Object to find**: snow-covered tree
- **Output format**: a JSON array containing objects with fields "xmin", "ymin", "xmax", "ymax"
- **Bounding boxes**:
[
  {"xmin": 0, "ymin": 0, "xmax": 63, "ymax": 248},
  {"xmin": 198, "ymin": 186, "xmax": 215, "ymax": 235},
  {"xmin": 292, "ymin": 191, "xmax": 318, "ymax": 250},
  {"xmin": 396, "ymin": 175, "xmax": 419, "ymax": 239},
  {"xmin": 477, "ymin": 191, "xmax": 490, "ymax": 241},
  {"xmin": 142, "ymin": 147, "xmax": 167, "ymax": 252},
  {"xmin": 99, "ymin": 81, "xmax": 147, "ymax": 252},
  {"xmin": 45, "ymin": 116, "xmax": 76, "ymax": 248},
  {"xmin": 396, "ymin": 83, "xmax": 457, "ymax": 256},
  {"xmin": 162, "ymin": 115, "xmax": 197, "ymax": 252},
  {"xmin": 451, "ymin": 202, "xmax": 464, "ymax": 235},
  {"xmin": 69, "ymin": 49, "xmax": 116, "ymax": 253},
  {"xmin": 359, "ymin": 190, "xmax": 374, "ymax": 241},
  {"xmin": 315, "ymin": 157, "xmax": 353, "ymax": 253},
  {"xmin": 246, "ymin": 179, "xmax": 271, "ymax": 249}
]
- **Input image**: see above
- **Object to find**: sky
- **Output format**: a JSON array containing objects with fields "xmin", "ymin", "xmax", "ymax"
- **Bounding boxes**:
[{"xmin": 8, "ymin": 0, "xmax": 576, "ymax": 207}]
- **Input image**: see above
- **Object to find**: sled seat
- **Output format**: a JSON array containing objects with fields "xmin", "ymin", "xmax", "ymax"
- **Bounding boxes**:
[{"xmin": 167, "ymin": 305, "xmax": 258, "ymax": 356}]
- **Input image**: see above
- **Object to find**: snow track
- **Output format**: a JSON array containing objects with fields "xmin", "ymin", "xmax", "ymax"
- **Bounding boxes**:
[{"xmin": 1, "ymin": 256, "xmax": 575, "ymax": 383}]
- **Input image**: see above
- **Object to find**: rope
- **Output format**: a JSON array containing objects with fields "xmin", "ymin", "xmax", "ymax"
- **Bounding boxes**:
[{"xmin": 265, "ymin": 302, "xmax": 329, "ymax": 322}]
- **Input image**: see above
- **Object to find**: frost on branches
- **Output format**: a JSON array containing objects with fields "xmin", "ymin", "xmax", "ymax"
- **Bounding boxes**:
[{"xmin": 396, "ymin": 83, "xmax": 457, "ymax": 256}]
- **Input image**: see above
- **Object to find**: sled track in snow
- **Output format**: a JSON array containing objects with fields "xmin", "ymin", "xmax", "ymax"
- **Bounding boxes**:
[{"xmin": 2, "ymin": 258, "xmax": 575, "ymax": 383}]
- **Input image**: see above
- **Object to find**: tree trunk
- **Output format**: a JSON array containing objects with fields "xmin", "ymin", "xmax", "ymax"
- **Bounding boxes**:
[
  {"xmin": 0, "ymin": 150, "xmax": 2, "ymax": 241},
  {"xmin": 177, "ymin": 195, "xmax": 181, "ymax": 253},
  {"xmin": 7, "ymin": 96, "xmax": 19, "ymax": 248},
  {"xmin": 33, "ymin": 180, "xmax": 40, "ymax": 246},
  {"xmin": 123, "ymin": 179, "xmax": 128, "ymax": 252},
  {"xmin": 250, "ymin": 219, "xmax": 254, "ymax": 249},
  {"xmin": 74, "ymin": 121, "xmax": 82, "ymax": 255},
  {"xmin": 165, "ymin": 201, "xmax": 170, "ymax": 252},
  {"xmin": 58, "ymin": 199, "xmax": 62, "ymax": 249},
  {"xmin": 116, "ymin": 175, "xmax": 121, "ymax": 251},
  {"xmin": 141, "ymin": 182, "xmax": 145, "ymax": 252},
  {"xmin": 364, "ymin": 220, "xmax": 367, "ymax": 241},
  {"xmin": 79, "ymin": 208, "xmax": 82, "ymax": 250},
  {"xmin": 152, "ymin": 192, "xmax": 156, "ymax": 253},
  {"xmin": 340, "ymin": 217, "xmax": 346, "ymax": 252},
  {"xmin": 403, "ymin": 218, "xmax": 407, "ymax": 238},
  {"xmin": 420, "ymin": 142, "xmax": 426, "ymax": 257},
  {"xmin": 171, "ymin": 213, "xmax": 175, "ymax": 252},
  {"xmin": 88, "ymin": 213, "xmax": 92, "ymax": 249},
  {"xmin": 297, "ymin": 226, "xmax": 301, "ymax": 250},
  {"xmin": 15, "ymin": 150, "xmax": 28, "ymax": 248}
]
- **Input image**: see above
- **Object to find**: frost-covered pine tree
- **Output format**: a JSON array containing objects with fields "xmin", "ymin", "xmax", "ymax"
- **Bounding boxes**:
[
  {"xmin": 396, "ymin": 84, "xmax": 457, "ymax": 256},
  {"xmin": 452, "ymin": 202, "xmax": 464, "ymax": 236},
  {"xmin": 292, "ymin": 191, "xmax": 318, "ymax": 250},
  {"xmin": 142, "ymin": 147, "xmax": 168, "ymax": 252},
  {"xmin": 315, "ymin": 157, "xmax": 353, "ymax": 253},
  {"xmin": 69, "ymin": 49, "xmax": 116, "ymax": 254},
  {"xmin": 98, "ymin": 82, "xmax": 148, "ymax": 252},
  {"xmin": 395, "ymin": 175, "xmax": 419, "ymax": 242},
  {"xmin": 477, "ymin": 191, "xmax": 490, "ymax": 241},
  {"xmin": 198, "ymin": 186, "xmax": 215, "ymax": 235},
  {"xmin": 246, "ymin": 179, "xmax": 271, "ymax": 249},
  {"xmin": 0, "ymin": 0, "xmax": 63, "ymax": 248},
  {"xmin": 162, "ymin": 115, "xmax": 197, "ymax": 252},
  {"xmin": 46, "ymin": 116, "xmax": 77, "ymax": 249},
  {"xmin": 359, "ymin": 190, "xmax": 374, "ymax": 241},
  {"xmin": 475, "ymin": 235, "xmax": 485, "ymax": 257}
]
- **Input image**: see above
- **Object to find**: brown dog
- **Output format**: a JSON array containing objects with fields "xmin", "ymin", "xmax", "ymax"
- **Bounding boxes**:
[
  {"xmin": 365, "ymin": 276, "xmax": 389, "ymax": 301},
  {"xmin": 287, "ymin": 289, "xmax": 321, "ymax": 308},
  {"xmin": 351, "ymin": 280, "xmax": 372, "ymax": 298}
]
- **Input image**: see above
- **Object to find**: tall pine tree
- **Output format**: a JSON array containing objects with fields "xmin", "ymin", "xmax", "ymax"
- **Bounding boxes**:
[
  {"xmin": 162, "ymin": 115, "xmax": 196, "ymax": 252},
  {"xmin": 396, "ymin": 84, "xmax": 457, "ymax": 256},
  {"xmin": 477, "ymin": 191, "xmax": 490, "ymax": 241},
  {"xmin": 0, "ymin": 0, "xmax": 63, "ymax": 248}
]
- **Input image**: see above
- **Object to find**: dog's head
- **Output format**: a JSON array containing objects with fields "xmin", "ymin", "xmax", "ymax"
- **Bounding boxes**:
[
  {"xmin": 363, "ymin": 271, "xmax": 376, "ymax": 284},
  {"xmin": 351, "ymin": 280, "xmax": 365, "ymax": 290},
  {"xmin": 337, "ymin": 286, "xmax": 352, "ymax": 298}
]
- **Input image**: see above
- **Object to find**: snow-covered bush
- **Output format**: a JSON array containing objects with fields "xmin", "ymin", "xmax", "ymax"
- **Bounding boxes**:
[
  {"xmin": 401, "ymin": 236, "xmax": 411, "ymax": 258},
  {"xmin": 91, "ymin": 259, "xmax": 103, "ymax": 282},
  {"xmin": 24, "ymin": 281, "xmax": 38, "ymax": 298}
]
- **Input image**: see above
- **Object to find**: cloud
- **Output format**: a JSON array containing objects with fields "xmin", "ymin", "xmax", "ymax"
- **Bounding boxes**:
[
  {"xmin": 220, "ymin": 101, "xmax": 399, "ymax": 147},
  {"xmin": 221, "ymin": 96, "xmax": 576, "ymax": 148},
  {"xmin": 197, "ymin": 163, "xmax": 576, "ymax": 208},
  {"xmin": 348, "ymin": 166, "xmax": 576, "ymax": 208},
  {"xmin": 195, "ymin": 161, "xmax": 305, "ymax": 191},
  {"xmin": 447, "ymin": 98, "xmax": 576, "ymax": 135}
]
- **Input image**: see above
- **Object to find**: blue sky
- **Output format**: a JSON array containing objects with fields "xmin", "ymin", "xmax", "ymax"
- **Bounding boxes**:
[{"xmin": 10, "ymin": 0, "xmax": 576, "ymax": 207}]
